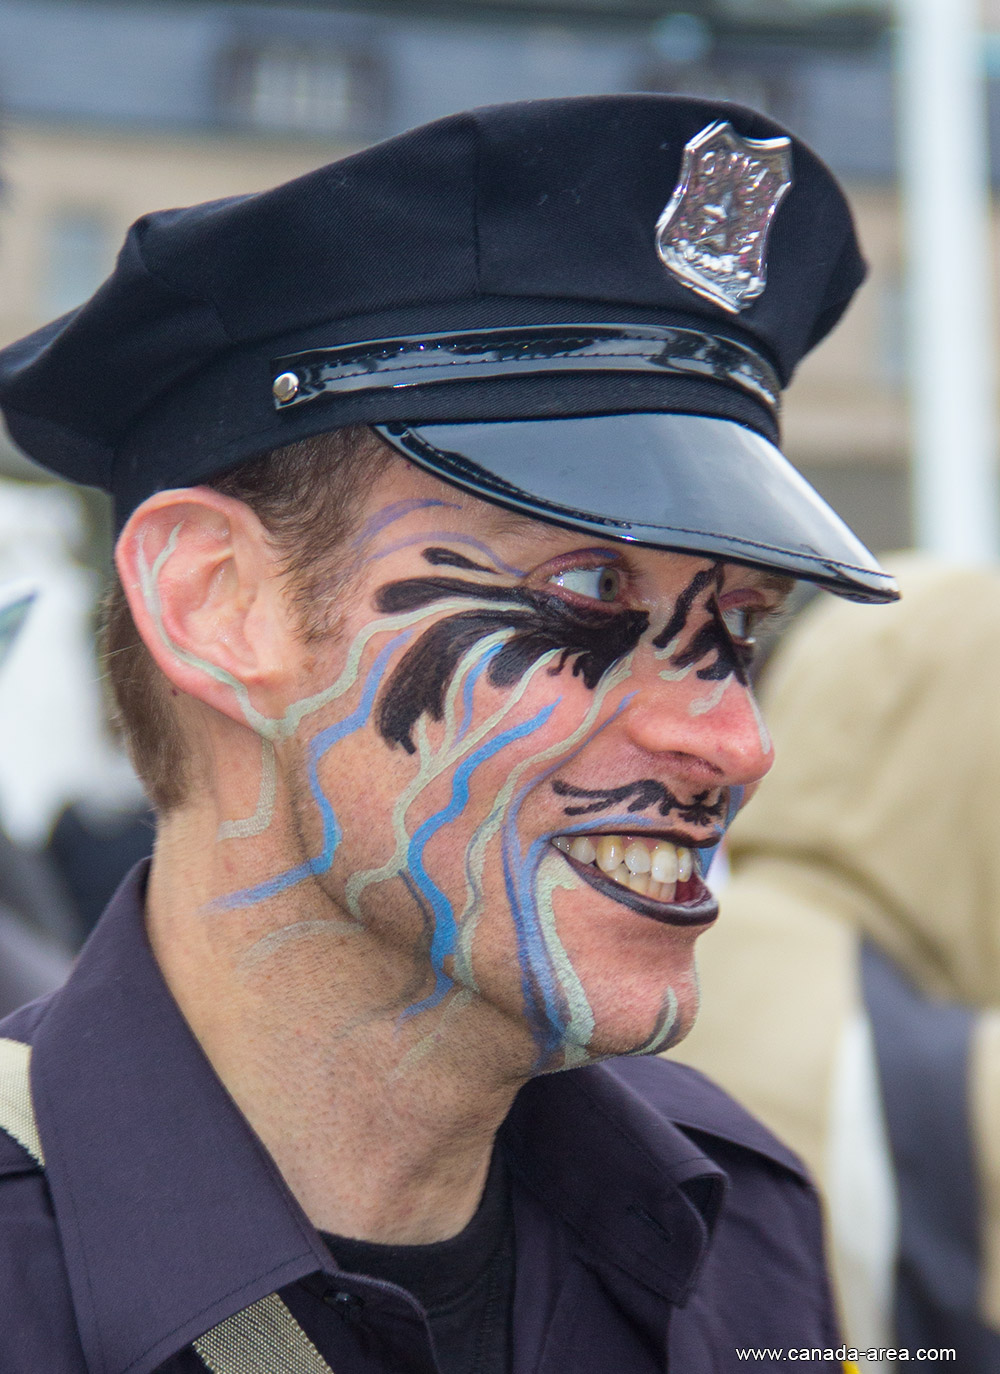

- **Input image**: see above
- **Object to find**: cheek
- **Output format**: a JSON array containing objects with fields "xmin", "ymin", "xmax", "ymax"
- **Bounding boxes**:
[
  {"xmin": 309, "ymin": 639, "xmax": 635, "ymax": 943},
  {"xmin": 313, "ymin": 736, "xmax": 412, "ymax": 833},
  {"xmin": 407, "ymin": 705, "xmax": 585, "ymax": 869}
]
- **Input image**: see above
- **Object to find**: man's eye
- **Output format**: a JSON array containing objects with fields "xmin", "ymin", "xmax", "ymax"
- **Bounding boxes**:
[
  {"xmin": 721, "ymin": 606, "xmax": 757, "ymax": 644},
  {"xmin": 549, "ymin": 566, "xmax": 622, "ymax": 603}
]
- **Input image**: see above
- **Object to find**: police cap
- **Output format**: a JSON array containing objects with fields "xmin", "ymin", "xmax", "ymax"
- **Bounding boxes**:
[{"xmin": 0, "ymin": 94, "xmax": 897, "ymax": 603}]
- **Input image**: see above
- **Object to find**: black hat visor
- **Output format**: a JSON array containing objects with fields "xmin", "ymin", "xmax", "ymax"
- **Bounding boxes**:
[{"xmin": 375, "ymin": 415, "xmax": 898, "ymax": 604}]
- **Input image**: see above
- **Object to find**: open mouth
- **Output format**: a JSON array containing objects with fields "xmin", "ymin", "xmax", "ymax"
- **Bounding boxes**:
[{"xmin": 550, "ymin": 832, "xmax": 718, "ymax": 927}]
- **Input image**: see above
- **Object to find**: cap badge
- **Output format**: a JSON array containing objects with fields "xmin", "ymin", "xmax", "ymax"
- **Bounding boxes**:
[{"xmin": 655, "ymin": 120, "xmax": 793, "ymax": 314}]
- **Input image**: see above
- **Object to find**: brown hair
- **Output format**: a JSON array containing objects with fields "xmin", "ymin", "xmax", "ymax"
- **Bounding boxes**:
[{"xmin": 100, "ymin": 425, "xmax": 394, "ymax": 812}]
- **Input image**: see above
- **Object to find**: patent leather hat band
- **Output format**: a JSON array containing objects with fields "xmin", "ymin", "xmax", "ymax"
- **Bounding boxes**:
[{"xmin": 270, "ymin": 325, "xmax": 782, "ymax": 421}]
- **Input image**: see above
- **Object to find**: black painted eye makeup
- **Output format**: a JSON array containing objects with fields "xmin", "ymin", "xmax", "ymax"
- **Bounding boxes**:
[{"xmin": 372, "ymin": 556, "xmax": 649, "ymax": 752}]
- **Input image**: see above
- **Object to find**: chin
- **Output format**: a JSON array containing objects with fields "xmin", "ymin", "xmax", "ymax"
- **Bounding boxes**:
[{"xmin": 560, "ymin": 971, "xmax": 701, "ymax": 1066}]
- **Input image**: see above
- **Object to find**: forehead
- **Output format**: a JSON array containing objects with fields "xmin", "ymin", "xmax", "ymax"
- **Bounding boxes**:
[{"xmin": 357, "ymin": 451, "xmax": 794, "ymax": 599}]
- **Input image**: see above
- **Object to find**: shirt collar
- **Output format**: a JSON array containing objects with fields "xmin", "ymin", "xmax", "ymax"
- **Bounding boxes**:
[
  {"xmin": 31, "ymin": 862, "xmax": 723, "ymax": 1374},
  {"xmin": 502, "ymin": 1065, "xmax": 724, "ymax": 1304}
]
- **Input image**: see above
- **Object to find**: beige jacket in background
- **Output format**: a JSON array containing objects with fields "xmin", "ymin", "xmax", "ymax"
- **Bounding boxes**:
[{"xmin": 670, "ymin": 554, "xmax": 1000, "ymax": 1348}]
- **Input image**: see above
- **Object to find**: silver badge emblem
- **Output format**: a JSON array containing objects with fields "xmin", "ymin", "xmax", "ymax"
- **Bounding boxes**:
[{"xmin": 655, "ymin": 120, "xmax": 793, "ymax": 314}]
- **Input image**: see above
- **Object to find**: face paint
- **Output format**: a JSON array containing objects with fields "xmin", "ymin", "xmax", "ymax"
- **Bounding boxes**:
[
  {"xmin": 212, "ymin": 542, "xmax": 638, "ymax": 946},
  {"xmin": 374, "ymin": 572, "xmax": 648, "ymax": 753},
  {"xmin": 651, "ymin": 561, "xmax": 773, "ymax": 756},
  {"xmin": 217, "ymin": 739, "xmax": 277, "ymax": 841},
  {"xmin": 451, "ymin": 662, "xmax": 633, "ymax": 995},
  {"xmin": 209, "ymin": 525, "xmax": 659, "ymax": 1060},
  {"xmin": 652, "ymin": 562, "xmax": 724, "ymax": 653},
  {"xmin": 349, "ymin": 496, "xmax": 528, "ymax": 578},
  {"xmin": 653, "ymin": 561, "xmax": 752, "ymax": 685},
  {"xmin": 237, "ymin": 916, "xmax": 362, "ymax": 973},
  {"xmin": 422, "ymin": 546, "xmax": 526, "ymax": 576},
  {"xmin": 496, "ymin": 696, "xmax": 639, "ymax": 1067},
  {"xmin": 344, "ymin": 629, "xmax": 564, "ymax": 925},
  {"xmin": 551, "ymin": 778, "xmax": 728, "ymax": 830},
  {"xmin": 213, "ymin": 629, "xmax": 413, "ymax": 911},
  {"xmin": 139, "ymin": 527, "xmax": 549, "ymax": 858},
  {"xmin": 349, "ymin": 497, "xmax": 461, "ymax": 549},
  {"xmin": 368, "ymin": 538, "xmax": 528, "ymax": 577},
  {"xmin": 697, "ymin": 784, "xmax": 746, "ymax": 878},
  {"xmin": 146, "ymin": 498, "xmax": 762, "ymax": 1069},
  {"xmin": 351, "ymin": 564, "xmax": 646, "ymax": 1034}
]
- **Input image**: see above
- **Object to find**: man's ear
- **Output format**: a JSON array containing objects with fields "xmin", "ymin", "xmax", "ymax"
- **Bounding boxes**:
[{"xmin": 115, "ymin": 488, "xmax": 293, "ymax": 730}]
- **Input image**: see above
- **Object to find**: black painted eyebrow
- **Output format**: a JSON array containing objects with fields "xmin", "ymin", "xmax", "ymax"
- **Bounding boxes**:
[{"xmin": 422, "ymin": 547, "xmax": 498, "ymax": 574}]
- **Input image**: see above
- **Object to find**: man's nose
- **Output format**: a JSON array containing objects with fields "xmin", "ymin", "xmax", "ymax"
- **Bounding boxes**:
[{"xmin": 620, "ymin": 665, "xmax": 774, "ymax": 789}]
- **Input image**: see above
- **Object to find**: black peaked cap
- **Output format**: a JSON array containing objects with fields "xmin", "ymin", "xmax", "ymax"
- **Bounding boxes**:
[{"xmin": 0, "ymin": 94, "xmax": 895, "ymax": 601}]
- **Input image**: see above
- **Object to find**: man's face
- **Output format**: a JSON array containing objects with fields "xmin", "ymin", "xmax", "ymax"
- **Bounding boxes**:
[{"xmin": 214, "ymin": 459, "xmax": 786, "ymax": 1069}]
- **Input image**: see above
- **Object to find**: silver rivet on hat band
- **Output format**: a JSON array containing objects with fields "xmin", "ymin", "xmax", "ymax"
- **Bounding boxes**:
[{"xmin": 272, "ymin": 371, "xmax": 300, "ymax": 402}]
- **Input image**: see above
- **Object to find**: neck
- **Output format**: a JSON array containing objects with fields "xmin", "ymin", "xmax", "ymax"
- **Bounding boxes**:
[{"xmin": 145, "ymin": 801, "xmax": 535, "ymax": 1245}]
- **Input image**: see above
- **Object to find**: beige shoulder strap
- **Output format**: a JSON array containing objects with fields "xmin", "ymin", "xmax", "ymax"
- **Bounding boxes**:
[
  {"xmin": 0, "ymin": 1036, "xmax": 334, "ymax": 1372},
  {"xmin": 0, "ymin": 1036, "xmax": 45, "ymax": 1165},
  {"xmin": 194, "ymin": 1292, "xmax": 336, "ymax": 1373}
]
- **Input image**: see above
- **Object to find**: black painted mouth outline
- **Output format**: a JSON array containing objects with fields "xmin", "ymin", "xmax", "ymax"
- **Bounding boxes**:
[{"xmin": 551, "ymin": 841, "xmax": 719, "ymax": 928}]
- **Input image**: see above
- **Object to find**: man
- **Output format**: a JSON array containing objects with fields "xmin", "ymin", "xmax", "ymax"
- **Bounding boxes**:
[{"xmin": 0, "ymin": 96, "xmax": 897, "ymax": 1372}]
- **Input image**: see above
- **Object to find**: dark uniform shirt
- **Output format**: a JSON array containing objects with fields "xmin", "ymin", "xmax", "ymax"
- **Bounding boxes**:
[
  {"xmin": 0, "ymin": 864, "xmax": 842, "ymax": 1372},
  {"xmin": 323, "ymin": 1148, "xmax": 514, "ymax": 1374}
]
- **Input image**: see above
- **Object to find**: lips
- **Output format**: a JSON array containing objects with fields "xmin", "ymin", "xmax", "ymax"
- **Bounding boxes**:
[{"xmin": 550, "ymin": 832, "xmax": 718, "ymax": 927}]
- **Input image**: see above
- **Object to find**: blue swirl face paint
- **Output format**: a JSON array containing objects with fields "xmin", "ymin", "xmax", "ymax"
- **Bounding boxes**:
[
  {"xmin": 403, "ymin": 700, "xmax": 557, "ymax": 1017},
  {"xmin": 453, "ymin": 642, "xmax": 500, "ymax": 748},
  {"xmin": 214, "ymin": 630, "xmax": 411, "ymax": 910},
  {"xmin": 349, "ymin": 498, "xmax": 460, "ymax": 550},
  {"xmin": 137, "ymin": 478, "xmax": 778, "ymax": 1075},
  {"xmin": 498, "ymin": 700, "xmax": 632, "ymax": 1063}
]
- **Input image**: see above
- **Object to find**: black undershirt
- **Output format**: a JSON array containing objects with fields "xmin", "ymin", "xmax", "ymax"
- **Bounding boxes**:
[{"xmin": 322, "ymin": 1150, "xmax": 514, "ymax": 1374}]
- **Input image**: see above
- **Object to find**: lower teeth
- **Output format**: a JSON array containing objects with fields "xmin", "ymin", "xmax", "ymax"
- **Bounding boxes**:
[{"xmin": 616, "ymin": 866, "xmax": 675, "ymax": 902}]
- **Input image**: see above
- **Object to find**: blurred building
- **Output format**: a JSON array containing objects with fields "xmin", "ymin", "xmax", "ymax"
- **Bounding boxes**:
[{"xmin": 0, "ymin": 0, "xmax": 984, "ymax": 560}]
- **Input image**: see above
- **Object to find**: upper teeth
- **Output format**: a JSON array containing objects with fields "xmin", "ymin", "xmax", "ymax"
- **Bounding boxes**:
[{"xmin": 550, "ymin": 833, "xmax": 696, "ymax": 901}]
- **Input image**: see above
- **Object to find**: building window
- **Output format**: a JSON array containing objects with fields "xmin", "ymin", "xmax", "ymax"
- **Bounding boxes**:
[
  {"xmin": 41, "ymin": 210, "xmax": 110, "ymax": 319},
  {"xmin": 220, "ymin": 41, "xmax": 385, "ymax": 136}
]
